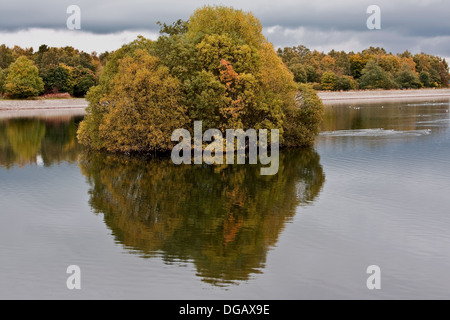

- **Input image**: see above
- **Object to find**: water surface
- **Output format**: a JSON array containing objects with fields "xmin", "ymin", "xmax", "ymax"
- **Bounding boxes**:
[{"xmin": 0, "ymin": 99, "xmax": 449, "ymax": 299}]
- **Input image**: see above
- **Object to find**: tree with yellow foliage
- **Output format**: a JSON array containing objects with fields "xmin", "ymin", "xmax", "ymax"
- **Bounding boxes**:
[
  {"xmin": 78, "ymin": 6, "xmax": 324, "ymax": 152},
  {"xmin": 78, "ymin": 50, "xmax": 186, "ymax": 153},
  {"xmin": 4, "ymin": 56, "xmax": 44, "ymax": 98}
]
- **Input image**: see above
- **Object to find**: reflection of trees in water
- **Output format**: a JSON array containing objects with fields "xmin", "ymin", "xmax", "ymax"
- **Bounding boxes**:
[
  {"xmin": 0, "ymin": 117, "xmax": 83, "ymax": 168},
  {"xmin": 79, "ymin": 149, "xmax": 325, "ymax": 286},
  {"xmin": 6, "ymin": 120, "xmax": 45, "ymax": 164}
]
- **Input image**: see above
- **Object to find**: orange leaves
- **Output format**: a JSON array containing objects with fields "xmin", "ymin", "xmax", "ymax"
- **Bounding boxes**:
[
  {"xmin": 218, "ymin": 59, "xmax": 245, "ymax": 129},
  {"xmin": 219, "ymin": 59, "xmax": 238, "ymax": 84}
]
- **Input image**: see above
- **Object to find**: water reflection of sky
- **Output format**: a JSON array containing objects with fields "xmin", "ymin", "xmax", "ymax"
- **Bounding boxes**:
[{"xmin": 1, "ymin": 99, "xmax": 450, "ymax": 299}]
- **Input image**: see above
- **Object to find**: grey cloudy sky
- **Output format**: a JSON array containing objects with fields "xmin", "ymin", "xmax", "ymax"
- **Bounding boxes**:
[{"xmin": 0, "ymin": 0, "xmax": 449, "ymax": 59}]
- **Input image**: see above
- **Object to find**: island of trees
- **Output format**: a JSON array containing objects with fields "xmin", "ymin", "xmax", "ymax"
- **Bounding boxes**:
[{"xmin": 77, "ymin": 6, "xmax": 324, "ymax": 152}]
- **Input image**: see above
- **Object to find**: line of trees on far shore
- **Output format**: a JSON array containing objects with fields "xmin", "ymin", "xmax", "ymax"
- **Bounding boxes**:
[
  {"xmin": 277, "ymin": 45, "xmax": 450, "ymax": 90},
  {"xmin": 0, "ymin": 44, "xmax": 108, "ymax": 99},
  {"xmin": 1, "ymin": 42, "xmax": 449, "ymax": 99}
]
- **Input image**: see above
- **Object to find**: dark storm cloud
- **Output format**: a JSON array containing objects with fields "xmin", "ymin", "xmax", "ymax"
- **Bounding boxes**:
[
  {"xmin": 0, "ymin": 0, "xmax": 449, "ymax": 35},
  {"xmin": 0, "ymin": 0, "xmax": 193, "ymax": 33},
  {"xmin": 0, "ymin": 0, "xmax": 449, "ymax": 57}
]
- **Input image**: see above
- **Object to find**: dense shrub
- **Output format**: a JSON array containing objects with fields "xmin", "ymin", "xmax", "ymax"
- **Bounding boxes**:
[
  {"xmin": 335, "ymin": 75, "xmax": 356, "ymax": 91},
  {"xmin": 283, "ymin": 84, "xmax": 324, "ymax": 148},
  {"xmin": 320, "ymin": 71, "xmax": 337, "ymax": 90},
  {"xmin": 395, "ymin": 64, "xmax": 422, "ymax": 88},
  {"xmin": 359, "ymin": 60, "xmax": 397, "ymax": 89},
  {"xmin": 4, "ymin": 56, "xmax": 44, "ymax": 98},
  {"xmin": 78, "ymin": 50, "xmax": 186, "ymax": 153},
  {"xmin": 40, "ymin": 64, "xmax": 73, "ymax": 94}
]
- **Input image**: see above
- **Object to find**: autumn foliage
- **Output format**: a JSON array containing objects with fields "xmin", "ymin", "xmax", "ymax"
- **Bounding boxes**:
[
  {"xmin": 77, "ymin": 6, "xmax": 324, "ymax": 152},
  {"xmin": 4, "ymin": 56, "xmax": 44, "ymax": 98},
  {"xmin": 0, "ymin": 44, "xmax": 101, "ymax": 98},
  {"xmin": 278, "ymin": 45, "xmax": 450, "ymax": 90},
  {"xmin": 78, "ymin": 50, "xmax": 186, "ymax": 153}
]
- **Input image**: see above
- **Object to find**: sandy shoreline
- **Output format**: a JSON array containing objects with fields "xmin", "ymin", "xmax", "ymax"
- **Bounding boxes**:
[
  {"xmin": 0, "ymin": 98, "xmax": 88, "ymax": 110},
  {"xmin": 0, "ymin": 98, "xmax": 88, "ymax": 118},
  {"xmin": 318, "ymin": 88, "xmax": 450, "ymax": 104}
]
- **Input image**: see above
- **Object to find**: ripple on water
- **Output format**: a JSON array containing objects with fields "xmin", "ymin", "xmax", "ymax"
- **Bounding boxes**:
[{"xmin": 320, "ymin": 128, "xmax": 432, "ymax": 137}]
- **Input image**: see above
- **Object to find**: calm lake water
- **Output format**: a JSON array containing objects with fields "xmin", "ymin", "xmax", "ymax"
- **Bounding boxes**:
[{"xmin": 1, "ymin": 99, "xmax": 449, "ymax": 299}]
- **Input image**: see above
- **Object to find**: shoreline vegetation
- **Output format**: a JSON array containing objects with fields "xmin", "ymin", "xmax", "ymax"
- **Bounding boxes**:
[
  {"xmin": 1, "ymin": 5, "xmax": 449, "ymax": 153},
  {"xmin": 1, "ymin": 88, "xmax": 449, "ymax": 111}
]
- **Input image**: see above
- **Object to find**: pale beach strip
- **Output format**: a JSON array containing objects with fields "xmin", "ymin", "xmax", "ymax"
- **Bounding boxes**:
[
  {"xmin": 0, "ymin": 98, "xmax": 88, "ymax": 118},
  {"xmin": 0, "ymin": 98, "xmax": 88, "ymax": 110},
  {"xmin": 319, "ymin": 88, "xmax": 450, "ymax": 105}
]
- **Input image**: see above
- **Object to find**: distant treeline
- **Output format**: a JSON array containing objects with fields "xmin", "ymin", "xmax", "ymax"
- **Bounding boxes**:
[
  {"xmin": 277, "ymin": 46, "xmax": 450, "ymax": 90},
  {"xmin": 1, "ymin": 42, "xmax": 449, "ymax": 99},
  {"xmin": 0, "ymin": 44, "xmax": 110, "ymax": 98}
]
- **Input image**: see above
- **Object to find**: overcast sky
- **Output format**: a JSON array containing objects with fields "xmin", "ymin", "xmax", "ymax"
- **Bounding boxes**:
[{"xmin": 0, "ymin": 0, "xmax": 449, "ymax": 59}]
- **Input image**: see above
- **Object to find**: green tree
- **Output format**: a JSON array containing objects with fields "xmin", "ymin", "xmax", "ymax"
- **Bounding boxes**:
[
  {"xmin": 359, "ymin": 60, "xmax": 396, "ymax": 89},
  {"xmin": 419, "ymin": 71, "xmax": 431, "ymax": 87},
  {"xmin": 438, "ymin": 59, "xmax": 450, "ymax": 87},
  {"xmin": 395, "ymin": 64, "xmax": 422, "ymax": 88},
  {"xmin": 0, "ymin": 45, "xmax": 14, "ymax": 69},
  {"xmin": 71, "ymin": 67, "xmax": 96, "ymax": 97},
  {"xmin": 320, "ymin": 71, "xmax": 337, "ymax": 90},
  {"xmin": 0, "ymin": 68, "xmax": 7, "ymax": 95},
  {"xmin": 40, "ymin": 63, "xmax": 73, "ymax": 94},
  {"xmin": 4, "ymin": 56, "xmax": 44, "ymax": 98},
  {"xmin": 289, "ymin": 63, "xmax": 307, "ymax": 83},
  {"xmin": 335, "ymin": 75, "xmax": 356, "ymax": 91}
]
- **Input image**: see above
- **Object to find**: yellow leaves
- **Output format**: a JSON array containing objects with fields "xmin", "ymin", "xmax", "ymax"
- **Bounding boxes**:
[
  {"xmin": 79, "ymin": 6, "xmax": 324, "ymax": 153},
  {"xmin": 5, "ymin": 56, "xmax": 44, "ymax": 98},
  {"xmin": 187, "ymin": 6, "xmax": 265, "ymax": 48},
  {"xmin": 94, "ymin": 49, "xmax": 187, "ymax": 153}
]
